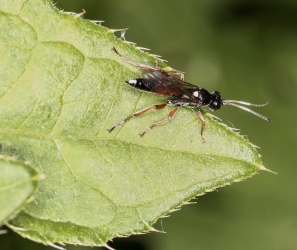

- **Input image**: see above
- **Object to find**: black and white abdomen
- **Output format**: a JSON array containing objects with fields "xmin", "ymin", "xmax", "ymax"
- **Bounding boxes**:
[{"xmin": 126, "ymin": 79, "xmax": 151, "ymax": 92}]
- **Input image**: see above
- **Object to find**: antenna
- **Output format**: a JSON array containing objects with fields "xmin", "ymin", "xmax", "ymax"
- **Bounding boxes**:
[{"xmin": 222, "ymin": 100, "xmax": 271, "ymax": 121}]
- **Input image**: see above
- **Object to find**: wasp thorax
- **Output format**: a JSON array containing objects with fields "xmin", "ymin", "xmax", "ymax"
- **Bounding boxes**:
[{"xmin": 194, "ymin": 89, "xmax": 212, "ymax": 105}]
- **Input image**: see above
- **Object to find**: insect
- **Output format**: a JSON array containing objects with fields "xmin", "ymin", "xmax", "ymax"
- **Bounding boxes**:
[{"xmin": 108, "ymin": 47, "xmax": 270, "ymax": 141}]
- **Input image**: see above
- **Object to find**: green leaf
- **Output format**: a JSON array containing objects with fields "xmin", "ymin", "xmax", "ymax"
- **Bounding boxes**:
[
  {"xmin": 0, "ymin": 0, "xmax": 271, "ymax": 248},
  {"xmin": 0, "ymin": 156, "xmax": 41, "ymax": 225}
]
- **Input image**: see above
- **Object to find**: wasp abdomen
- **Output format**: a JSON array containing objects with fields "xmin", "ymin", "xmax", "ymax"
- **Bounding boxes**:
[{"xmin": 126, "ymin": 79, "xmax": 151, "ymax": 92}]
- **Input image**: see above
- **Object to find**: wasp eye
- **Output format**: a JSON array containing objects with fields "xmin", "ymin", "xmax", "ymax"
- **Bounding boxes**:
[
  {"xmin": 209, "ymin": 101, "xmax": 220, "ymax": 111},
  {"xmin": 215, "ymin": 101, "xmax": 221, "ymax": 110}
]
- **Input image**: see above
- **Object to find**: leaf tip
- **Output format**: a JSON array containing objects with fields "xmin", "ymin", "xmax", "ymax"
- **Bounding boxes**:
[
  {"xmin": 136, "ymin": 46, "xmax": 151, "ymax": 51},
  {"xmin": 47, "ymin": 243, "xmax": 65, "ymax": 250},
  {"xmin": 108, "ymin": 28, "xmax": 129, "ymax": 34},
  {"xmin": 104, "ymin": 243, "xmax": 116, "ymax": 250},
  {"xmin": 74, "ymin": 9, "xmax": 86, "ymax": 19},
  {"xmin": 183, "ymin": 201, "xmax": 197, "ymax": 205},
  {"xmin": 6, "ymin": 222, "xmax": 27, "ymax": 232},
  {"xmin": 259, "ymin": 165, "xmax": 277, "ymax": 174},
  {"xmin": 123, "ymin": 41, "xmax": 137, "ymax": 45},
  {"xmin": 148, "ymin": 226, "xmax": 166, "ymax": 233},
  {"xmin": 91, "ymin": 20, "xmax": 105, "ymax": 25}
]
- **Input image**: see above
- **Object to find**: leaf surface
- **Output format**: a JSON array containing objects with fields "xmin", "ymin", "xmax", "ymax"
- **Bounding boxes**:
[
  {"xmin": 0, "ymin": 156, "xmax": 40, "ymax": 225},
  {"xmin": 0, "ymin": 0, "xmax": 268, "ymax": 247}
]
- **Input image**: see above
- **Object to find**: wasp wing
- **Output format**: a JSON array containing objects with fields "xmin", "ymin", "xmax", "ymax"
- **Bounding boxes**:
[{"xmin": 140, "ymin": 71, "xmax": 201, "ymax": 98}]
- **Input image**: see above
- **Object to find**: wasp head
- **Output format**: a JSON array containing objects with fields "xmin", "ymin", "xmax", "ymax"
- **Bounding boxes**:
[{"xmin": 209, "ymin": 91, "xmax": 222, "ymax": 111}]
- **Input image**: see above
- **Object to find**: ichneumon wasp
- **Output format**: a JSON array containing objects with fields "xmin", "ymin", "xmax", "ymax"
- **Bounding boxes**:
[{"xmin": 108, "ymin": 47, "xmax": 270, "ymax": 142}]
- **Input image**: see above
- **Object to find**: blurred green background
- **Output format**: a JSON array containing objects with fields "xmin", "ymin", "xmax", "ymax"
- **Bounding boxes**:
[{"xmin": 2, "ymin": 0, "xmax": 297, "ymax": 249}]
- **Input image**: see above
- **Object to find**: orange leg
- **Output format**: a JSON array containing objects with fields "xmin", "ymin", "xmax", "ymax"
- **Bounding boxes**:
[
  {"xmin": 167, "ymin": 71, "xmax": 184, "ymax": 81},
  {"xmin": 112, "ymin": 47, "xmax": 184, "ymax": 80},
  {"xmin": 108, "ymin": 102, "xmax": 168, "ymax": 133},
  {"xmin": 112, "ymin": 47, "xmax": 162, "ymax": 71},
  {"xmin": 198, "ymin": 110, "xmax": 206, "ymax": 142},
  {"xmin": 139, "ymin": 106, "xmax": 180, "ymax": 137}
]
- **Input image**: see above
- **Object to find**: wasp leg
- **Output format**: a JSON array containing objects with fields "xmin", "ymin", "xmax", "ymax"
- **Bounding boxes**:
[
  {"xmin": 198, "ymin": 110, "xmax": 206, "ymax": 142},
  {"xmin": 112, "ymin": 47, "xmax": 163, "ymax": 72},
  {"xmin": 167, "ymin": 71, "xmax": 184, "ymax": 81},
  {"xmin": 112, "ymin": 47, "xmax": 184, "ymax": 80},
  {"xmin": 108, "ymin": 102, "xmax": 169, "ymax": 133},
  {"xmin": 139, "ymin": 105, "xmax": 180, "ymax": 137},
  {"xmin": 155, "ymin": 60, "xmax": 184, "ymax": 81},
  {"xmin": 155, "ymin": 60, "xmax": 160, "ymax": 69}
]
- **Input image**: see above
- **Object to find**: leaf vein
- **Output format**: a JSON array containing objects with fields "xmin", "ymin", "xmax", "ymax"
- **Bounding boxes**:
[
  {"xmin": 96, "ymin": 69, "xmax": 122, "ymax": 136},
  {"xmin": 17, "ymin": 99, "xmax": 39, "ymax": 129},
  {"xmin": 53, "ymin": 139, "xmax": 117, "ymax": 206},
  {"xmin": 0, "ymin": 43, "xmax": 36, "ymax": 99}
]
